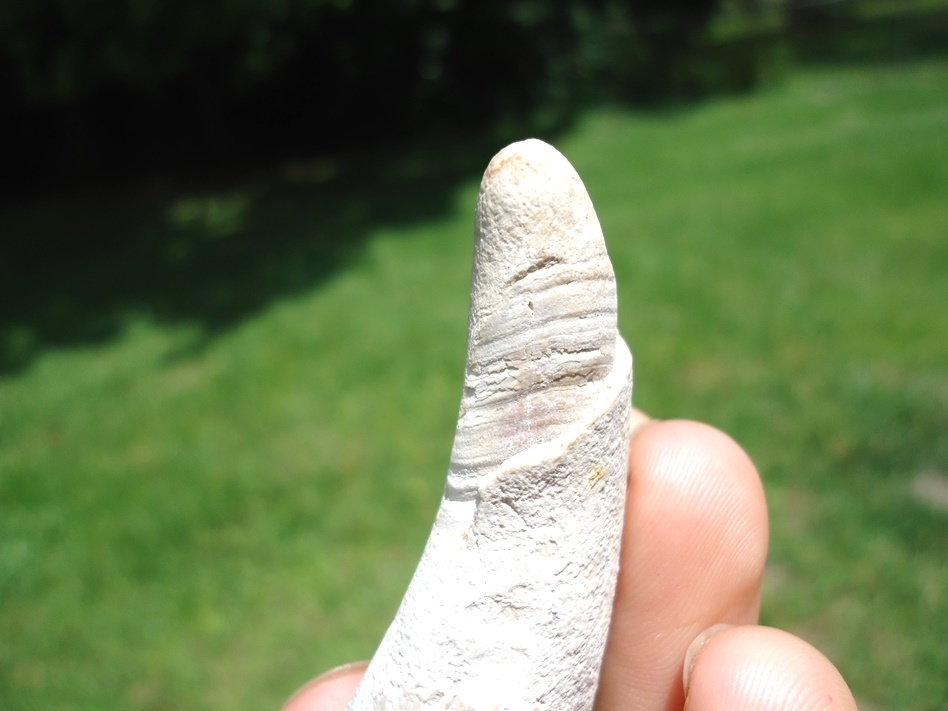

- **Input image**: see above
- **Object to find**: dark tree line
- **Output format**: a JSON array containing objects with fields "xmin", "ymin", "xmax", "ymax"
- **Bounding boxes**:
[{"xmin": 0, "ymin": 0, "xmax": 761, "ymax": 191}]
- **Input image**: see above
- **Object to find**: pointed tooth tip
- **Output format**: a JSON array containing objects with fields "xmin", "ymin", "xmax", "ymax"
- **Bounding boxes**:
[
  {"xmin": 482, "ymin": 139, "xmax": 575, "ymax": 185},
  {"xmin": 462, "ymin": 137, "xmax": 618, "ymax": 419},
  {"xmin": 473, "ymin": 138, "xmax": 609, "ymax": 289}
]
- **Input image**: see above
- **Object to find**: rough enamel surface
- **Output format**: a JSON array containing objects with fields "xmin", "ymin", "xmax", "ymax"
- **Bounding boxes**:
[{"xmin": 346, "ymin": 139, "xmax": 633, "ymax": 711}]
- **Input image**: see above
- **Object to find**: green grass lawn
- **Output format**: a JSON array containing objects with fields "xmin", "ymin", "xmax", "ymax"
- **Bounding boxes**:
[{"xmin": 2, "ymin": 59, "xmax": 947, "ymax": 710}]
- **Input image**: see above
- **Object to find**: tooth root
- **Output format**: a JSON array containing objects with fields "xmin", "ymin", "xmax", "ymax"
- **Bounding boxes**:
[{"xmin": 346, "ymin": 139, "xmax": 633, "ymax": 711}]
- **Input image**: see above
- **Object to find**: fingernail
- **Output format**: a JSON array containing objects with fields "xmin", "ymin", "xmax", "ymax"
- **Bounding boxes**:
[
  {"xmin": 629, "ymin": 408, "xmax": 652, "ymax": 435},
  {"xmin": 281, "ymin": 661, "xmax": 370, "ymax": 710},
  {"xmin": 683, "ymin": 624, "xmax": 733, "ymax": 695},
  {"xmin": 312, "ymin": 660, "xmax": 370, "ymax": 685}
]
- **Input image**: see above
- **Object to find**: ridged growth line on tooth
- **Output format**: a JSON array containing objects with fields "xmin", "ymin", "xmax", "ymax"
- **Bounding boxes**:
[
  {"xmin": 451, "ymin": 140, "xmax": 620, "ymax": 489},
  {"xmin": 346, "ymin": 139, "xmax": 633, "ymax": 711}
]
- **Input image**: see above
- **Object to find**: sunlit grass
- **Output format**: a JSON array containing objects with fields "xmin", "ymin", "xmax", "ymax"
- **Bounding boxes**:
[{"xmin": 2, "ymin": 60, "xmax": 946, "ymax": 710}]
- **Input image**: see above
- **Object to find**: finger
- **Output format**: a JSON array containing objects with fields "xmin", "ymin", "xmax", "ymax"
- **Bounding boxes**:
[
  {"xmin": 596, "ymin": 420, "xmax": 769, "ymax": 711},
  {"xmin": 683, "ymin": 625, "xmax": 858, "ymax": 711},
  {"xmin": 280, "ymin": 662, "xmax": 368, "ymax": 711}
]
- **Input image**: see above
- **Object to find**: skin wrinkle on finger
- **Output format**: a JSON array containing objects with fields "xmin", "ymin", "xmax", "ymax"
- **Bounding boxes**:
[{"xmin": 595, "ymin": 421, "xmax": 768, "ymax": 711}]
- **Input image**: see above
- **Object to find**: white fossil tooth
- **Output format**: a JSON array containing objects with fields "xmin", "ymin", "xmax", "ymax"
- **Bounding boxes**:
[{"xmin": 346, "ymin": 139, "xmax": 633, "ymax": 711}]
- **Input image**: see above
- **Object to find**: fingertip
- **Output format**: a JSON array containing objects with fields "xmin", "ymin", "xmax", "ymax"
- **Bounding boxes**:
[
  {"xmin": 281, "ymin": 662, "xmax": 368, "ymax": 711},
  {"xmin": 629, "ymin": 419, "xmax": 769, "ymax": 591},
  {"xmin": 684, "ymin": 626, "xmax": 858, "ymax": 711},
  {"xmin": 632, "ymin": 419, "xmax": 763, "ymax": 502},
  {"xmin": 597, "ymin": 420, "xmax": 770, "ymax": 710}
]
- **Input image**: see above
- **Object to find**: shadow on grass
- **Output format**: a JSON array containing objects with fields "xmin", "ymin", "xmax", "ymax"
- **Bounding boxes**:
[
  {"xmin": 0, "ymin": 131, "xmax": 538, "ymax": 376},
  {"xmin": 7, "ymin": 10, "xmax": 947, "ymax": 379}
]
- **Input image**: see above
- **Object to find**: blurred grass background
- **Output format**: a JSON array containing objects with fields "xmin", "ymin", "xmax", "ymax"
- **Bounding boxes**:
[{"xmin": 2, "ymin": 2, "xmax": 948, "ymax": 710}]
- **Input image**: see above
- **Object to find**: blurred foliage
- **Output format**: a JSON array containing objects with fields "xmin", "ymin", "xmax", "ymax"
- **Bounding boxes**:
[
  {"xmin": 0, "ymin": 0, "xmax": 725, "ymax": 105},
  {"xmin": 0, "ymin": 0, "xmax": 741, "ymax": 192},
  {"xmin": 3, "ymin": 0, "xmax": 948, "ymax": 194}
]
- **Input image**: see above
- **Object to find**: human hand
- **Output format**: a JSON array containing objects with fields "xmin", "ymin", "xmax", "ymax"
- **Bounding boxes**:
[{"xmin": 282, "ymin": 413, "xmax": 858, "ymax": 711}]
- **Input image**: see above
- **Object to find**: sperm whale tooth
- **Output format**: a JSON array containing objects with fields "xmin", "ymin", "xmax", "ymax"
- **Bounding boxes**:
[{"xmin": 346, "ymin": 139, "xmax": 633, "ymax": 711}]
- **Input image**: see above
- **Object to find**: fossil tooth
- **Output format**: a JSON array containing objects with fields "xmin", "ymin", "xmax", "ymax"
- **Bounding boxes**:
[{"xmin": 346, "ymin": 139, "xmax": 633, "ymax": 711}]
